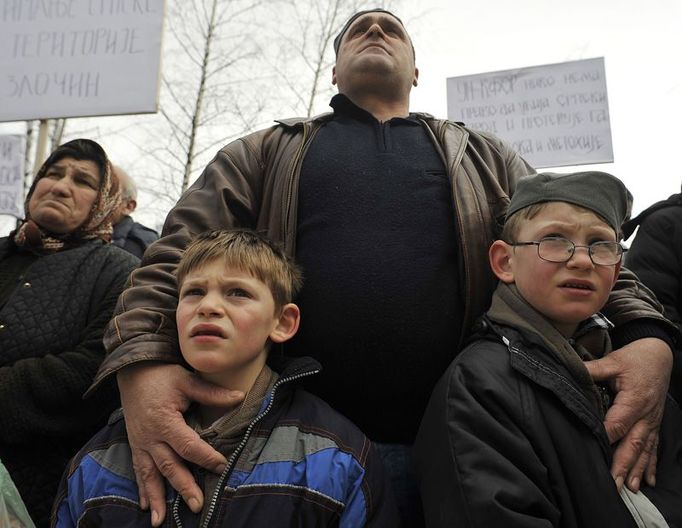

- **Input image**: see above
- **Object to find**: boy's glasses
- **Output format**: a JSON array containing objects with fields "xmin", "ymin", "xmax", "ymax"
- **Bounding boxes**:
[{"xmin": 509, "ymin": 236, "xmax": 625, "ymax": 266}]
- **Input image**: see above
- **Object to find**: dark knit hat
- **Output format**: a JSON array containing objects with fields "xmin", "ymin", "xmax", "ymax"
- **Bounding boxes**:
[
  {"xmin": 506, "ymin": 171, "xmax": 632, "ymax": 234},
  {"xmin": 333, "ymin": 8, "xmax": 413, "ymax": 58}
]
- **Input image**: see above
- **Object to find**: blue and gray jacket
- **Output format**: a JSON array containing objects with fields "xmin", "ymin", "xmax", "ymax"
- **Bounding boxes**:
[{"xmin": 51, "ymin": 356, "xmax": 399, "ymax": 527}]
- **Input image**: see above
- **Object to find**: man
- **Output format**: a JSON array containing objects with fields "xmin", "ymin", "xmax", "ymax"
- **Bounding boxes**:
[
  {"xmin": 92, "ymin": 9, "xmax": 677, "ymax": 527},
  {"xmin": 111, "ymin": 165, "xmax": 158, "ymax": 259}
]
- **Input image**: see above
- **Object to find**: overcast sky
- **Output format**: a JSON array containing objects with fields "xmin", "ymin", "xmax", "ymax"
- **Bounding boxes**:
[
  {"xmin": 402, "ymin": 0, "xmax": 682, "ymax": 217},
  {"xmin": 2, "ymin": 0, "xmax": 681, "ymax": 235}
]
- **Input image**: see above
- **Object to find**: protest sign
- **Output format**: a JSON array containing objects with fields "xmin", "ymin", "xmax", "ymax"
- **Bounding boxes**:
[
  {"xmin": 1, "ymin": 0, "xmax": 165, "ymax": 122},
  {"xmin": 447, "ymin": 58, "xmax": 613, "ymax": 168},
  {"xmin": 0, "ymin": 135, "xmax": 25, "ymax": 217}
]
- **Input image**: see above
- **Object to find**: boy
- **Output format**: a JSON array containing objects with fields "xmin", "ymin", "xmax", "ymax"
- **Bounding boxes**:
[
  {"xmin": 52, "ymin": 229, "xmax": 398, "ymax": 527},
  {"xmin": 415, "ymin": 172, "xmax": 682, "ymax": 527}
]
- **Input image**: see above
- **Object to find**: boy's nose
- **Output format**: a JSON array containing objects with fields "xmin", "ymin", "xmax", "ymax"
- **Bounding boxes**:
[
  {"xmin": 567, "ymin": 246, "xmax": 594, "ymax": 268},
  {"xmin": 197, "ymin": 294, "xmax": 223, "ymax": 317}
]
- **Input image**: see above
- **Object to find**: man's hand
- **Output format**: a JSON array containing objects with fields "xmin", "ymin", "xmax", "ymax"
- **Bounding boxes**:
[
  {"xmin": 117, "ymin": 362, "xmax": 244, "ymax": 527},
  {"xmin": 584, "ymin": 338, "xmax": 672, "ymax": 492}
]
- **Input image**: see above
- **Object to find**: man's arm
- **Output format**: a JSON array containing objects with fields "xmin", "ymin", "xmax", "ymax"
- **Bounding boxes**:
[
  {"xmin": 585, "ymin": 265, "xmax": 679, "ymax": 492},
  {"xmin": 93, "ymin": 133, "xmax": 271, "ymax": 387}
]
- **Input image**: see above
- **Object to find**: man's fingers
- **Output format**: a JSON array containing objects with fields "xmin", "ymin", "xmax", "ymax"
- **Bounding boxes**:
[
  {"xmin": 610, "ymin": 420, "xmax": 655, "ymax": 490},
  {"xmin": 163, "ymin": 418, "xmax": 228, "ymax": 474},
  {"xmin": 583, "ymin": 355, "xmax": 620, "ymax": 383},
  {"xmin": 116, "ymin": 363, "xmax": 237, "ymax": 518},
  {"xmin": 130, "ymin": 448, "xmax": 167, "ymax": 526},
  {"xmin": 644, "ymin": 439, "xmax": 658, "ymax": 488},
  {"xmin": 184, "ymin": 374, "xmax": 244, "ymax": 409},
  {"xmin": 150, "ymin": 441, "xmax": 205, "ymax": 514},
  {"xmin": 602, "ymin": 398, "xmax": 639, "ymax": 444},
  {"xmin": 625, "ymin": 430, "xmax": 658, "ymax": 492}
]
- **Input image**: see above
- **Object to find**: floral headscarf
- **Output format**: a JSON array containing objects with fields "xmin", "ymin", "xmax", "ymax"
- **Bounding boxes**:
[{"xmin": 13, "ymin": 139, "xmax": 122, "ymax": 253}]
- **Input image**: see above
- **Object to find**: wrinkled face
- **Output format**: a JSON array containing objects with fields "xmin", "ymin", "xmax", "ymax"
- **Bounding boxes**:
[
  {"xmin": 500, "ymin": 203, "xmax": 620, "ymax": 336},
  {"xmin": 333, "ymin": 12, "xmax": 417, "ymax": 93},
  {"xmin": 176, "ymin": 259, "xmax": 281, "ymax": 383},
  {"xmin": 28, "ymin": 157, "xmax": 101, "ymax": 234}
]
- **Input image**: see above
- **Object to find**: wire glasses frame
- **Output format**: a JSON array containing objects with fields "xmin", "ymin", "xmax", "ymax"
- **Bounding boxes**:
[{"xmin": 509, "ymin": 236, "xmax": 626, "ymax": 266}]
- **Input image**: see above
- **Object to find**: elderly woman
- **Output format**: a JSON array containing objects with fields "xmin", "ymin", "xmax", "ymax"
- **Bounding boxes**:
[{"xmin": 0, "ymin": 139, "xmax": 139, "ymax": 527}]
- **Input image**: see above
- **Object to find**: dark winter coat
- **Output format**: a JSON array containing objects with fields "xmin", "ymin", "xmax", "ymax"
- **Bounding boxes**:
[
  {"xmin": 415, "ymin": 287, "xmax": 682, "ymax": 528},
  {"xmin": 112, "ymin": 215, "xmax": 159, "ymax": 259},
  {"xmin": 624, "ymin": 189, "xmax": 682, "ymax": 402},
  {"xmin": 623, "ymin": 189, "xmax": 682, "ymax": 329},
  {"xmin": 53, "ymin": 356, "xmax": 399, "ymax": 527},
  {"xmin": 0, "ymin": 237, "xmax": 139, "ymax": 527}
]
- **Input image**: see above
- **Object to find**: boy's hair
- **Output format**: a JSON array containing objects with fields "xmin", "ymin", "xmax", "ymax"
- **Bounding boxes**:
[
  {"xmin": 501, "ymin": 203, "xmax": 546, "ymax": 242},
  {"xmin": 176, "ymin": 229, "xmax": 303, "ymax": 309},
  {"xmin": 501, "ymin": 202, "xmax": 619, "ymax": 243}
]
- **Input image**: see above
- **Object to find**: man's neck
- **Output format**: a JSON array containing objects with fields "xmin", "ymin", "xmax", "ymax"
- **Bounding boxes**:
[{"xmin": 341, "ymin": 91, "xmax": 410, "ymax": 122}]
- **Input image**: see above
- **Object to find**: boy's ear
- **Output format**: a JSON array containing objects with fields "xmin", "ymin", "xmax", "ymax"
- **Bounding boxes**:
[
  {"xmin": 612, "ymin": 261, "xmax": 622, "ymax": 287},
  {"xmin": 489, "ymin": 240, "xmax": 515, "ymax": 284},
  {"xmin": 270, "ymin": 303, "xmax": 301, "ymax": 343}
]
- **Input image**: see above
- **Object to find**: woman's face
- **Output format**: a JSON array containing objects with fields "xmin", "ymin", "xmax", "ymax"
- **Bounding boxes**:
[{"xmin": 28, "ymin": 157, "xmax": 101, "ymax": 234}]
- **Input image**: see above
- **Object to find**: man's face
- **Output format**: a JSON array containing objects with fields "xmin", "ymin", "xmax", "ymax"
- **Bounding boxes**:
[{"xmin": 332, "ymin": 12, "xmax": 418, "ymax": 94}]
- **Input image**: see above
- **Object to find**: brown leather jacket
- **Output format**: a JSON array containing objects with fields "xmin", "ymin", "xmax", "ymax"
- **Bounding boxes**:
[{"xmin": 92, "ymin": 112, "xmax": 670, "ymax": 388}]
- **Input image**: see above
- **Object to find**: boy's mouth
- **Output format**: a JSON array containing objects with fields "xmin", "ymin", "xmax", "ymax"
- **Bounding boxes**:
[
  {"xmin": 190, "ymin": 324, "xmax": 227, "ymax": 338},
  {"xmin": 560, "ymin": 280, "xmax": 595, "ymax": 291}
]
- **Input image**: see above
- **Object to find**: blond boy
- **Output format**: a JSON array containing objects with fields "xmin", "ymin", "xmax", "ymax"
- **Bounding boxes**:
[{"xmin": 53, "ymin": 229, "xmax": 398, "ymax": 527}]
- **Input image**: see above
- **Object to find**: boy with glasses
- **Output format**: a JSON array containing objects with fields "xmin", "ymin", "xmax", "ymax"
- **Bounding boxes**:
[{"xmin": 415, "ymin": 171, "xmax": 682, "ymax": 527}]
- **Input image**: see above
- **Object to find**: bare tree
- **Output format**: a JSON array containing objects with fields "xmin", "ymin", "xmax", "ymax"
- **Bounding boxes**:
[{"xmin": 143, "ymin": 0, "xmax": 273, "ymax": 195}]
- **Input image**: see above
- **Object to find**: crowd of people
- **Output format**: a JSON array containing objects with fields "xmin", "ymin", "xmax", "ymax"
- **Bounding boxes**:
[{"xmin": 0, "ymin": 8, "xmax": 680, "ymax": 528}]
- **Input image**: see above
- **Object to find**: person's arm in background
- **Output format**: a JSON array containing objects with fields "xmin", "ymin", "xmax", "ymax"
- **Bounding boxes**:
[{"xmin": 624, "ymin": 207, "xmax": 682, "ymax": 327}]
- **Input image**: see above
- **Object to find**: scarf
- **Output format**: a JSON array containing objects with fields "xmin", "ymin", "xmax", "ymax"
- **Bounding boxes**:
[
  {"xmin": 487, "ymin": 282, "xmax": 611, "ymax": 415},
  {"xmin": 191, "ymin": 365, "xmax": 279, "ymax": 521},
  {"xmin": 12, "ymin": 153, "xmax": 121, "ymax": 254}
]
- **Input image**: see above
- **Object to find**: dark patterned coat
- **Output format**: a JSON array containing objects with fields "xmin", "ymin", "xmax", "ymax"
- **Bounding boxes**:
[{"xmin": 0, "ymin": 237, "xmax": 138, "ymax": 527}]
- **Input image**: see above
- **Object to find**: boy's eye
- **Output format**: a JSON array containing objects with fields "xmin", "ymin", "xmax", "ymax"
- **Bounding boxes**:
[
  {"xmin": 227, "ymin": 288, "xmax": 250, "ymax": 298},
  {"xmin": 182, "ymin": 288, "xmax": 204, "ymax": 297}
]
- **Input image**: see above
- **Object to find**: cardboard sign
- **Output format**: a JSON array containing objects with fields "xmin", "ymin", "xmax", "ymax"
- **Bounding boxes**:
[
  {"xmin": 0, "ymin": 135, "xmax": 25, "ymax": 217},
  {"xmin": 447, "ymin": 58, "xmax": 613, "ymax": 168},
  {"xmin": 0, "ymin": 0, "xmax": 165, "ymax": 122}
]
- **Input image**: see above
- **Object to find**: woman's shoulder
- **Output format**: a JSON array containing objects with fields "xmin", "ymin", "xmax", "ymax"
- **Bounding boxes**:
[{"xmin": 84, "ymin": 240, "xmax": 140, "ymax": 267}]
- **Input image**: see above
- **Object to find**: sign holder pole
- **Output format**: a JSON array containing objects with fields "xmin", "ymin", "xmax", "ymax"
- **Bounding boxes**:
[{"xmin": 33, "ymin": 119, "xmax": 49, "ymax": 176}]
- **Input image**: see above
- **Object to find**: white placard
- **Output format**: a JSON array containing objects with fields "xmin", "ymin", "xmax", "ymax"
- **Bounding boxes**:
[
  {"xmin": 447, "ymin": 58, "xmax": 613, "ymax": 168},
  {"xmin": 0, "ymin": 135, "xmax": 25, "ymax": 217},
  {"xmin": 0, "ymin": 0, "xmax": 165, "ymax": 122}
]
